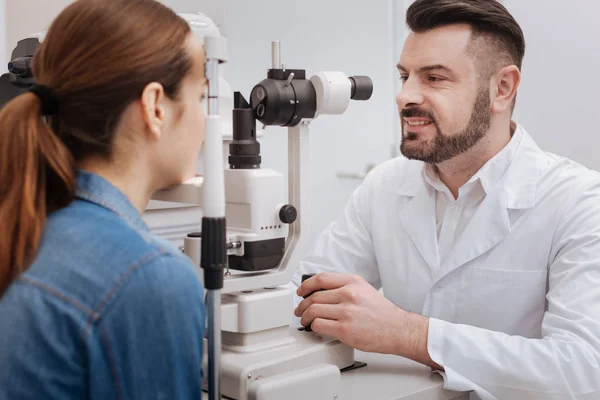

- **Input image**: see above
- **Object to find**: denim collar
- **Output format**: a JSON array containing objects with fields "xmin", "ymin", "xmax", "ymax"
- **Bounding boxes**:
[{"xmin": 75, "ymin": 170, "xmax": 149, "ymax": 233}]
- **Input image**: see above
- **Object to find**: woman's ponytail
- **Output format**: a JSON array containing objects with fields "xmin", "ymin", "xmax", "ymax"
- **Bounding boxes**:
[
  {"xmin": 0, "ymin": 0, "xmax": 194, "ymax": 296},
  {"xmin": 0, "ymin": 93, "xmax": 75, "ymax": 296}
]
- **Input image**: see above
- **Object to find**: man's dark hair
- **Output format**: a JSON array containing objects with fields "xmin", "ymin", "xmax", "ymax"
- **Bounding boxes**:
[{"xmin": 406, "ymin": 0, "xmax": 525, "ymax": 78}]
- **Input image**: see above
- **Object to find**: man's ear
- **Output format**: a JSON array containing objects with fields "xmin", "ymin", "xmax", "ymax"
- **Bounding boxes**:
[
  {"xmin": 140, "ymin": 82, "xmax": 167, "ymax": 141},
  {"xmin": 491, "ymin": 65, "xmax": 521, "ymax": 114}
]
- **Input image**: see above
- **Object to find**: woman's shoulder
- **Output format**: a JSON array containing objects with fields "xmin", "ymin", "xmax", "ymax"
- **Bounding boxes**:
[{"xmin": 22, "ymin": 198, "xmax": 201, "ymax": 317}]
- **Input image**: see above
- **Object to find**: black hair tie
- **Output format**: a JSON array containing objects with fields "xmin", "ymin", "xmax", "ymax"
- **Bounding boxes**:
[{"xmin": 29, "ymin": 85, "xmax": 59, "ymax": 116}]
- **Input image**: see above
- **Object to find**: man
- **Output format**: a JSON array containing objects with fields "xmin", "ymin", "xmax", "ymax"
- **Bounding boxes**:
[{"xmin": 293, "ymin": 1, "xmax": 600, "ymax": 399}]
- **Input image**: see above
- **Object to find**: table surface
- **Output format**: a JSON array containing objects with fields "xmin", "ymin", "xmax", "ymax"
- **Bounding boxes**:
[
  {"xmin": 203, "ymin": 351, "xmax": 470, "ymax": 400},
  {"xmin": 339, "ymin": 351, "xmax": 469, "ymax": 400}
]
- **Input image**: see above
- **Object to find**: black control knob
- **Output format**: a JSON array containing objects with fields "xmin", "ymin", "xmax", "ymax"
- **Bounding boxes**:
[
  {"xmin": 301, "ymin": 274, "xmax": 318, "ymax": 332},
  {"xmin": 279, "ymin": 205, "xmax": 297, "ymax": 224}
]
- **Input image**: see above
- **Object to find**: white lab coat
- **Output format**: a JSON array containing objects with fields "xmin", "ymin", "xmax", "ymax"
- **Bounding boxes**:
[{"xmin": 293, "ymin": 125, "xmax": 600, "ymax": 400}]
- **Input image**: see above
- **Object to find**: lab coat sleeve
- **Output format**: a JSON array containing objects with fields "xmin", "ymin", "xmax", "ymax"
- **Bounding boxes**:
[
  {"xmin": 427, "ymin": 180, "xmax": 600, "ymax": 400},
  {"xmin": 291, "ymin": 170, "xmax": 381, "ymax": 290}
]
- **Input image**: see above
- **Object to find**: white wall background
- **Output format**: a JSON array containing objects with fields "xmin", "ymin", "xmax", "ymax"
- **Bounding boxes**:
[
  {"xmin": 0, "ymin": 0, "xmax": 6, "ymax": 73},
  {"xmin": 5, "ymin": 0, "xmax": 70, "ymax": 57},
  {"xmin": 5, "ymin": 0, "xmax": 600, "ymax": 244},
  {"xmin": 503, "ymin": 0, "xmax": 600, "ymax": 170}
]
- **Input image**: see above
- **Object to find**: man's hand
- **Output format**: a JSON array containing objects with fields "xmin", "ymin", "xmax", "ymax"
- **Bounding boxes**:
[{"xmin": 294, "ymin": 272, "xmax": 442, "ymax": 369}]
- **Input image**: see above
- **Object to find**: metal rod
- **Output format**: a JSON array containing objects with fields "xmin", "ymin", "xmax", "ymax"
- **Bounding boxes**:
[
  {"xmin": 206, "ymin": 59, "xmax": 219, "ymax": 115},
  {"xmin": 284, "ymin": 72, "xmax": 295, "ymax": 87},
  {"xmin": 227, "ymin": 241, "xmax": 242, "ymax": 250},
  {"xmin": 283, "ymin": 121, "xmax": 310, "ymax": 276},
  {"xmin": 207, "ymin": 290, "xmax": 222, "ymax": 400},
  {"xmin": 204, "ymin": 56, "xmax": 223, "ymax": 400},
  {"xmin": 271, "ymin": 41, "xmax": 281, "ymax": 69}
]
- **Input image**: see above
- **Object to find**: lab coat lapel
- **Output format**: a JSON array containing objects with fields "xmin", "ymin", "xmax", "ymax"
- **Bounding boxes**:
[
  {"xmin": 399, "ymin": 183, "xmax": 440, "ymax": 272},
  {"xmin": 437, "ymin": 127, "xmax": 549, "ymax": 280},
  {"xmin": 435, "ymin": 185, "xmax": 511, "ymax": 282},
  {"xmin": 396, "ymin": 124, "xmax": 548, "ymax": 287}
]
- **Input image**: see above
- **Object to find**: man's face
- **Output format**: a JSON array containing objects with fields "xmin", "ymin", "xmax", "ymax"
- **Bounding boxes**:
[{"xmin": 396, "ymin": 24, "xmax": 492, "ymax": 164}]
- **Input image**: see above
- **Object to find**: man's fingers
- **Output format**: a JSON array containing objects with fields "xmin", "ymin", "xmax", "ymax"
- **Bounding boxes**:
[
  {"xmin": 300, "ymin": 303, "xmax": 342, "ymax": 328},
  {"xmin": 296, "ymin": 272, "xmax": 362, "ymax": 298},
  {"xmin": 310, "ymin": 318, "xmax": 341, "ymax": 338},
  {"xmin": 294, "ymin": 288, "xmax": 342, "ymax": 317}
]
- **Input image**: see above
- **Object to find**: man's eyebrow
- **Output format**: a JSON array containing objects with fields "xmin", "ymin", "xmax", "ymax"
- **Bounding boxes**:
[{"xmin": 397, "ymin": 64, "xmax": 453, "ymax": 74}]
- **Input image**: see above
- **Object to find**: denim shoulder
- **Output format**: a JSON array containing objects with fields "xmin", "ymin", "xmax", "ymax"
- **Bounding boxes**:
[
  {"xmin": 22, "ymin": 198, "xmax": 190, "ymax": 312},
  {"xmin": 88, "ymin": 251, "xmax": 206, "ymax": 399},
  {"xmin": 0, "ymin": 250, "xmax": 205, "ymax": 400}
]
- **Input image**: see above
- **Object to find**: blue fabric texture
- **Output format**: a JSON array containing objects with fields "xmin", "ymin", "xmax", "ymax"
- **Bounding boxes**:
[{"xmin": 0, "ymin": 170, "xmax": 205, "ymax": 399}]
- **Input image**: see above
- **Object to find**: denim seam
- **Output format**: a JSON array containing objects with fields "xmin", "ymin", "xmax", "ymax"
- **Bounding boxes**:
[
  {"xmin": 83, "ymin": 250, "xmax": 168, "ymax": 335},
  {"xmin": 77, "ymin": 190, "xmax": 140, "ymax": 229},
  {"xmin": 20, "ymin": 276, "xmax": 99, "ymax": 320},
  {"xmin": 98, "ymin": 320, "xmax": 124, "ymax": 400}
]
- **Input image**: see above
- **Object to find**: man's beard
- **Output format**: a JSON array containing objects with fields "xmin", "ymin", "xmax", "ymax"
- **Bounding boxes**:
[{"xmin": 400, "ymin": 86, "xmax": 492, "ymax": 164}]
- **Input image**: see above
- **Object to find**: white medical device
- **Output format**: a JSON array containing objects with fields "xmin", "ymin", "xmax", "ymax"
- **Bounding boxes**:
[{"xmin": 155, "ymin": 15, "xmax": 374, "ymax": 400}]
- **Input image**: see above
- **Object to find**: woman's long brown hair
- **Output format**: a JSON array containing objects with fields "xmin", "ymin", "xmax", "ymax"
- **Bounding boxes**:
[{"xmin": 0, "ymin": 0, "xmax": 193, "ymax": 295}]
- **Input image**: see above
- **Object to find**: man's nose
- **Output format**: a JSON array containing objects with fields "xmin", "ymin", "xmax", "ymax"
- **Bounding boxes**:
[{"xmin": 396, "ymin": 77, "xmax": 424, "ymax": 109}]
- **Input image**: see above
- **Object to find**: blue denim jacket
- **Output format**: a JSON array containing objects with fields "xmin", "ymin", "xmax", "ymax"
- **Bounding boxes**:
[{"xmin": 0, "ymin": 171, "xmax": 205, "ymax": 399}]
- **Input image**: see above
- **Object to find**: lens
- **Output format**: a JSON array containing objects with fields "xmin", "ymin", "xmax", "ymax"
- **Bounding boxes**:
[
  {"xmin": 257, "ymin": 103, "xmax": 265, "ymax": 118},
  {"xmin": 256, "ymin": 87, "xmax": 266, "ymax": 101}
]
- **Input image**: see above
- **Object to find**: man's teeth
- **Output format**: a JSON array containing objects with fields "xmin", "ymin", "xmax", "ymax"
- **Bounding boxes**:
[{"xmin": 406, "ymin": 120, "xmax": 431, "ymax": 126}]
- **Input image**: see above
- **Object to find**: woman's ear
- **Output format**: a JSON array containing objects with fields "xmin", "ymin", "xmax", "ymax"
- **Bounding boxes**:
[{"xmin": 140, "ymin": 82, "xmax": 167, "ymax": 141}]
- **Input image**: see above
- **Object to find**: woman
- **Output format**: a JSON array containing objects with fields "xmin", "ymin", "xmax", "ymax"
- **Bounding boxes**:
[{"xmin": 0, "ymin": 0, "xmax": 207, "ymax": 398}]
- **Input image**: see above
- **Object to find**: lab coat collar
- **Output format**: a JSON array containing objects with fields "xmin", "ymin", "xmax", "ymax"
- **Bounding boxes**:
[
  {"xmin": 423, "ymin": 122, "xmax": 522, "ymax": 199},
  {"xmin": 396, "ymin": 122, "xmax": 548, "ymax": 210},
  {"xmin": 502, "ymin": 125, "xmax": 552, "ymax": 209},
  {"xmin": 397, "ymin": 122, "xmax": 550, "ymax": 275}
]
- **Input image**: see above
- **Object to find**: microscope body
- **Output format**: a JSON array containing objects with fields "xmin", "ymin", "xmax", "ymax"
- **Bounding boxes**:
[
  {"xmin": 155, "ymin": 39, "xmax": 373, "ymax": 400},
  {"xmin": 155, "ymin": 42, "xmax": 373, "ymax": 399}
]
